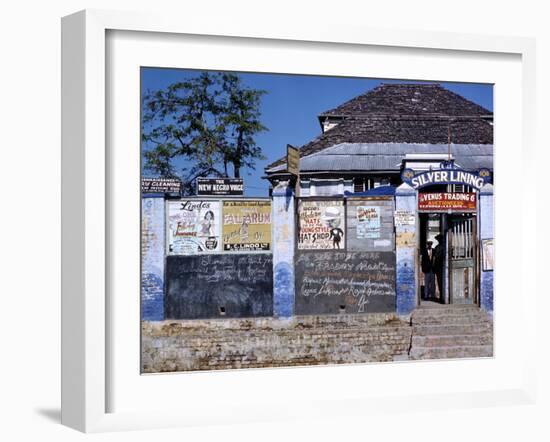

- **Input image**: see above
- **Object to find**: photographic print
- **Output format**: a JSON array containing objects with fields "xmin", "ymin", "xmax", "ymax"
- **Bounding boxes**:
[{"xmin": 140, "ymin": 68, "xmax": 494, "ymax": 373}]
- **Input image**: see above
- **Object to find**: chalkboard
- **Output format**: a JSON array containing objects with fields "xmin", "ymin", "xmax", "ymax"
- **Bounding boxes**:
[
  {"xmin": 165, "ymin": 254, "xmax": 273, "ymax": 319},
  {"xmin": 295, "ymin": 251, "xmax": 396, "ymax": 315}
]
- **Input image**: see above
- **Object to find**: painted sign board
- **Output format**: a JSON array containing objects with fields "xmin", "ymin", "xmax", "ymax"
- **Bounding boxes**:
[
  {"xmin": 356, "ymin": 206, "xmax": 381, "ymax": 238},
  {"xmin": 167, "ymin": 200, "xmax": 221, "ymax": 255},
  {"xmin": 297, "ymin": 200, "xmax": 345, "ymax": 250},
  {"xmin": 394, "ymin": 210, "xmax": 415, "ymax": 227},
  {"xmin": 419, "ymin": 192, "xmax": 476, "ymax": 212},
  {"xmin": 222, "ymin": 200, "xmax": 271, "ymax": 251},
  {"xmin": 482, "ymin": 239, "xmax": 494, "ymax": 271},
  {"xmin": 287, "ymin": 144, "xmax": 300, "ymax": 176},
  {"xmin": 196, "ymin": 177, "xmax": 244, "ymax": 196},
  {"xmin": 142, "ymin": 177, "xmax": 181, "ymax": 194},
  {"xmin": 402, "ymin": 165, "xmax": 491, "ymax": 191}
]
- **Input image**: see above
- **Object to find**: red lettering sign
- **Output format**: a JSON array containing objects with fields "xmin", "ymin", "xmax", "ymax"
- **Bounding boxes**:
[{"xmin": 418, "ymin": 192, "xmax": 477, "ymax": 212}]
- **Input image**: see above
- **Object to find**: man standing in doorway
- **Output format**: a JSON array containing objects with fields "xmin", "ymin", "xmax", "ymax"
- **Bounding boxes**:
[
  {"xmin": 421, "ymin": 240, "xmax": 436, "ymax": 300},
  {"xmin": 433, "ymin": 233, "xmax": 445, "ymax": 302}
]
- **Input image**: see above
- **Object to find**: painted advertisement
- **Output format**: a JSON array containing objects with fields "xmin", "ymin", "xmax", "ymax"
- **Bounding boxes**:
[
  {"xmin": 298, "ymin": 200, "xmax": 345, "ymax": 250},
  {"xmin": 418, "ymin": 192, "xmax": 476, "ymax": 212},
  {"xmin": 356, "ymin": 206, "xmax": 380, "ymax": 239},
  {"xmin": 167, "ymin": 200, "xmax": 221, "ymax": 255},
  {"xmin": 394, "ymin": 210, "xmax": 415, "ymax": 227},
  {"xmin": 222, "ymin": 200, "xmax": 271, "ymax": 252}
]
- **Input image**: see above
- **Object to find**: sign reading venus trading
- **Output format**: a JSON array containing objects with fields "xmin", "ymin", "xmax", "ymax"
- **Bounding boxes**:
[
  {"xmin": 419, "ymin": 192, "xmax": 477, "ymax": 212},
  {"xmin": 167, "ymin": 200, "xmax": 221, "ymax": 255},
  {"xmin": 298, "ymin": 200, "xmax": 345, "ymax": 250},
  {"xmin": 222, "ymin": 200, "xmax": 271, "ymax": 251}
]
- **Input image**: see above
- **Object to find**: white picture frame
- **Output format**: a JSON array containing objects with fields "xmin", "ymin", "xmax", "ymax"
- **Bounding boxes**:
[{"xmin": 61, "ymin": 9, "xmax": 538, "ymax": 433}]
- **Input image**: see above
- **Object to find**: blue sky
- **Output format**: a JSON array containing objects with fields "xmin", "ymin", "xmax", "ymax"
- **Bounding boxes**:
[{"xmin": 141, "ymin": 68, "xmax": 493, "ymax": 196}]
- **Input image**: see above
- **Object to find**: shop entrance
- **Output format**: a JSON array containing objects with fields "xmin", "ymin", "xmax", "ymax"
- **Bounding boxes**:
[{"xmin": 418, "ymin": 212, "xmax": 478, "ymax": 305}]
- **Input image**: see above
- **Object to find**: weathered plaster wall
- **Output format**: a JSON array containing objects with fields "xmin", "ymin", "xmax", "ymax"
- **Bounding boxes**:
[
  {"xmin": 479, "ymin": 184, "xmax": 494, "ymax": 312},
  {"xmin": 141, "ymin": 313, "xmax": 412, "ymax": 372},
  {"xmin": 395, "ymin": 184, "xmax": 418, "ymax": 315},
  {"xmin": 141, "ymin": 196, "xmax": 165, "ymax": 321},
  {"xmin": 272, "ymin": 182, "xmax": 295, "ymax": 317}
]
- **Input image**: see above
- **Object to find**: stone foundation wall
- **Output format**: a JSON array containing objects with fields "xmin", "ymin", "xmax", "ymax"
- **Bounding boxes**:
[{"xmin": 141, "ymin": 313, "xmax": 412, "ymax": 373}]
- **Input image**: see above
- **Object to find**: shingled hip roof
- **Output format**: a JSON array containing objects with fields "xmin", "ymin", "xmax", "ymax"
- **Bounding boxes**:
[
  {"xmin": 318, "ymin": 83, "xmax": 492, "ymax": 120},
  {"xmin": 266, "ymin": 83, "xmax": 493, "ymax": 173}
]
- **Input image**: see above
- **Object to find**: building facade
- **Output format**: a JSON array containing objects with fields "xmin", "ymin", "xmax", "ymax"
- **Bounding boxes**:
[
  {"xmin": 264, "ymin": 83, "xmax": 494, "ymax": 315},
  {"xmin": 142, "ymin": 83, "xmax": 494, "ymax": 320}
]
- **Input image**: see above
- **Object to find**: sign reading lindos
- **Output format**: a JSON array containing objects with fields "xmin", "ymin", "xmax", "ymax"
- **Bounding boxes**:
[{"xmin": 196, "ymin": 177, "xmax": 244, "ymax": 196}]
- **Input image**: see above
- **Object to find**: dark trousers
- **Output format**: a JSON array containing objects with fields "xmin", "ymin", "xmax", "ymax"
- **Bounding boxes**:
[
  {"xmin": 435, "ymin": 270, "xmax": 444, "ymax": 301},
  {"xmin": 423, "ymin": 271, "xmax": 436, "ymax": 299}
]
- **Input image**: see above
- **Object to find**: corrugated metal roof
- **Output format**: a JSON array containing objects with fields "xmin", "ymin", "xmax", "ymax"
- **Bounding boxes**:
[{"xmin": 267, "ymin": 143, "xmax": 493, "ymax": 173}]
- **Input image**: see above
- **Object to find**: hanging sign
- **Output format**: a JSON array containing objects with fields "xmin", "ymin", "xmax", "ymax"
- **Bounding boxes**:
[
  {"xmin": 287, "ymin": 145, "xmax": 300, "ymax": 176},
  {"xmin": 418, "ymin": 192, "xmax": 477, "ymax": 212}
]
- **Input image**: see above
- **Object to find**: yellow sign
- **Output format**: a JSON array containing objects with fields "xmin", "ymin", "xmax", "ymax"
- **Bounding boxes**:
[
  {"xmin": 287, "ymin": 145, "xmax": 300, "ymax": 176},
  {"xmin": 222, "ymin": 200, "xmax": 272, "ymax": 251}
]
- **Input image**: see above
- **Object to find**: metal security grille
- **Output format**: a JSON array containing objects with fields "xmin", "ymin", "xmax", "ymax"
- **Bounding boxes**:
[{"xmin": 449, "ymin": 216, "xmax": 477, "ymax": 304}]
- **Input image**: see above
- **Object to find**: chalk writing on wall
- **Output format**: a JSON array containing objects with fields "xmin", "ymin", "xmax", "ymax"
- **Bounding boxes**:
[
  {"xmin": 298, "ymin": 200, "xmax": 345, "ymax": 250},
  {"xmin": 294, "ymin": 251, "xmax": 396, "ymax": 314},
  {"xmin": 165, "ymin": 254, "xmax": 273, "ymax": 319},
  {"xmin": 222, "ymin": 200, "xmax": 271, "ymax": 252},
  {"xmin": 167, "ymin": 200, "xmax": 221, "ymax": 255}
]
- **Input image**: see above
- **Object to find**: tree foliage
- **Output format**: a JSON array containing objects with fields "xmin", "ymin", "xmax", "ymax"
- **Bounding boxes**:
[{"xmin": 142, "ymin": 72, "xmax": 267, "ymax": 193}]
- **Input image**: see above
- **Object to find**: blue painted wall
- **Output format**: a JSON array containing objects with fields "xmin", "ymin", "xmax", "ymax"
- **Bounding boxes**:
[
  {"xmin": 395, "ymin": 184, "xmax": 418, "ymax": 315},
  {"xmin": 479, "ymin": 184, "xmax": 494, "ymax": 313},
  {"xmin": 272, "ymin": 182, "xmax": 295, "ymax": 317},
  {"xmin": 141, "ymin": 196, "xmax": 165, "ymax": 321}
]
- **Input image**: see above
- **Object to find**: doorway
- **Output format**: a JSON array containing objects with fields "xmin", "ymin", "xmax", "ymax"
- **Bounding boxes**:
[
  {"xmin": 448, "ymin": 215, "xmax": 477, "ymax": 305},
  {"xmin": 418, "ymin": 213, "xmax": 479, "ymax": 305},
  {"xmin": 419, "ymin": 214, "xmax": 443, "ymax": 303}
]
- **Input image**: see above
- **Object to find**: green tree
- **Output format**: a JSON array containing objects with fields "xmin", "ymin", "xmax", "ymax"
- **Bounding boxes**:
[{"xmin": 142, "ymin": 72, "xmax": 267, "ymax": 193}]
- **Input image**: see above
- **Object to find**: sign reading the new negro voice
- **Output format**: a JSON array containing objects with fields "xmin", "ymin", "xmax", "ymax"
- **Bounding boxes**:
[
  {"xmin": 401, "ymin": 163, "xmax": 491, "ymax": 191},
  {"xmin": 196, "ymin": 177, "xmax": 244, "ymax": 196}
]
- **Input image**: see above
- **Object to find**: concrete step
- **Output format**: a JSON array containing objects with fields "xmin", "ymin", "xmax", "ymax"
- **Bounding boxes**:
[
  {"xmin": 409, "ymin": 345, "xmax": 493, "ymax": 360},
  {"xmin": 412, "ymin": 334, "xmax": 493, "ymax": 347},
  {"xmin": 413, "ymin": 323, "xmax": 492, "ymax": 336},
  {"xmin": 412, "ymin": 314, "xmax": 492, "ymax": 326},
  {"xmin": 417, "ymin": 304, "xmax": 479, "ymax": 312}
]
